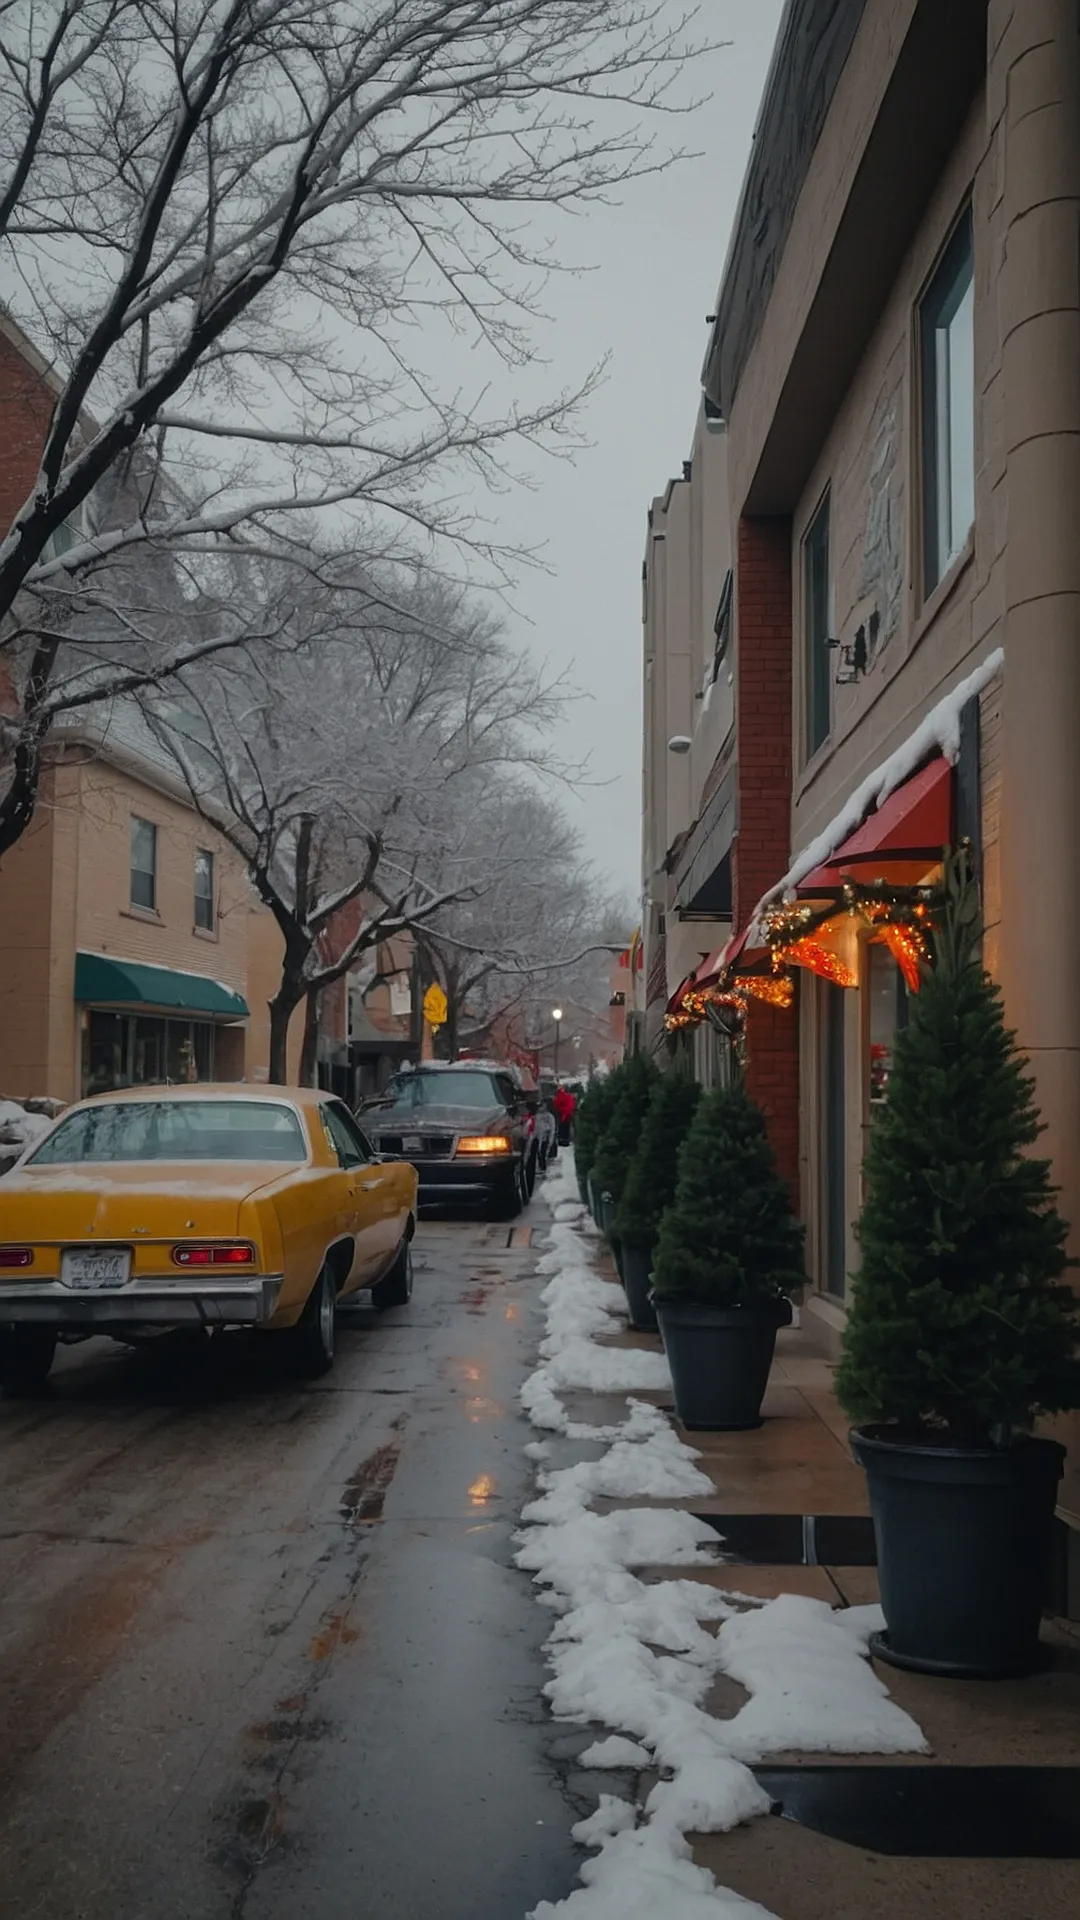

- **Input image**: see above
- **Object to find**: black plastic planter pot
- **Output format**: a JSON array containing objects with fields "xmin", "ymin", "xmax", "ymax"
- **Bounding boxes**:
[
  {"xmin": 620, "ymin": 1240, "xmax": 657, "ymax": 1332},
  {"xmin": 599, "ymin": 1193, "xmax": 616, "ymax": 1241},
  {"xmin": 851, "ymin": 1429, "xmax": 1066, "ymax": 1678},
  {"xmin": 586, "ymin": 1177, "xmax": 601, "ymax": 1224},
  {"xmin": 652, "ymin": 1295, "xmax": 793, "ymax": 1430}
]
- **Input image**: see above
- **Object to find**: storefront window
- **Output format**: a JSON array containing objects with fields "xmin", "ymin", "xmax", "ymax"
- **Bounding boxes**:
[
  {"xmin": 133, "ymin": 1016, "xmax": 163, "ymax": 1085},
  {"xmin": 81, "ymin": 1012, "xmax": 219, "ymax": 1096},
  {"xmin": 84, "ymin": 1012, "xmax": 126, "ymax": 1097},
  {"xmin": 867, "ymin": 943, "xmax": 908, "ymax": 1107}
]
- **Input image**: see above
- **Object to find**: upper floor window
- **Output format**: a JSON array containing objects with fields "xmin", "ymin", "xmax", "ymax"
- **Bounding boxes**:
[
  {"xmin": 194, "ymin": 848, "xmax": 215, "ymax": 930},
  {"xmin": 130, "ymin": 817, "xmax": 157, "ymax": 911},
  {"xmin": 921, "ymin": 208, "xmax": 975, "ymax": 594},
  {"xmin": 803, "ymin": 491, "xmax": 832, "ymax": 758},
  {"xmin": 711, "ymin": 569, "xmax": 733, "ymax": 684}
]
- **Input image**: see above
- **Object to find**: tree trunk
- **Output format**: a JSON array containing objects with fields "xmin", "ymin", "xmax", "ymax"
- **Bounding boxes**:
[
  {"xmin": 268, "ymin": 986, "xmax": 303, "ymax": 1085},
  {"xmin": 0, "ymin": 640, "xmax": 59, "ymax": 860},
  {"xmin": 300, "ymin": 984, "xmax": 322, "ymax": 1088}
]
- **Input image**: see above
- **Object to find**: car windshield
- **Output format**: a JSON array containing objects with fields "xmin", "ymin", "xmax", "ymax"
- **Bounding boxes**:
[
  {"xmin": 28, "ymin": 1099, "xmax": 307, "ymax": 1165},
  {"xmin": 384, "ymin": 1071, "xmax": 499, "ymax": 1110}
]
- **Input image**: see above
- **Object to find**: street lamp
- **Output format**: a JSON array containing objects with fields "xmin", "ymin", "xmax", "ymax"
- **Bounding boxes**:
[{"xmin": 552, "ymin": 1007, "xmax": 563, "ymax": 1078}]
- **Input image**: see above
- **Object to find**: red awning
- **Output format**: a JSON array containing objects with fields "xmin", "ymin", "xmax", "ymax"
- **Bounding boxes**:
[
  {"xmin": 799, "ymin": 756, "xmax": 953, "ymax": 892},
  {"xmin": 697, "ymin": 922, "xmax": 771, "ymax": 983},
  {"xmin": 666, "ymin": 972, "xmax": 696, "ymax": 1016}
]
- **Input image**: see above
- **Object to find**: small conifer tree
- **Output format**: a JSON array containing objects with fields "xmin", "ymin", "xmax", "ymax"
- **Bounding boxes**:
[
  {"xmin": 615, "ymin": 1072, "xmax": 701, "ymax": 1246},
  {"xmin": 836, "ymin": 854, "xmax": 1080, "ymax": 1442},
  {"xmin": 652, "ymin": 1079, "xmax": 805, "ymax": 1304},
  {"xmin": 573, "ymin": 1068, "xmax": 622, "ymax": 1186},
  {"xmin": 591, "ymin": 1053, "xmax": 660, "ymax": 1212}
]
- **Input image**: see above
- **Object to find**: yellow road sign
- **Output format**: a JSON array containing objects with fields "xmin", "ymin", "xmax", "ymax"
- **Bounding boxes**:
[{"xmin": 423, "ymin": 983, "xmax": 448, "ymax": 1028}]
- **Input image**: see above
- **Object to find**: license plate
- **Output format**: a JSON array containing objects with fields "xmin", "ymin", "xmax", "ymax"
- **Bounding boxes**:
[
  {"xmin": 403, "ymin": 1135, "xmax": 425, "ymax": 1155},
  {"xmin": 61, "ymin": 1248, "xmax": 132, "ymax": 1290}
]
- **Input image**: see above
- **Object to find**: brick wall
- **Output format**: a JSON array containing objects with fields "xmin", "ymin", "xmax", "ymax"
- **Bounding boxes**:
[
  {"xmin": 0, "ymin": 326, "xmax": 52, "ymax": 537},
  {"xmin": 734, "ymin": 515, "xmax": 800, "ymax": 1197}
]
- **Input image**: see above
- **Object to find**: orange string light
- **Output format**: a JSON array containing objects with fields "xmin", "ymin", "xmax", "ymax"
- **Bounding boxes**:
[{"xmin": 776, "ymin": 936, "xmax": 859, "ymax": 989}]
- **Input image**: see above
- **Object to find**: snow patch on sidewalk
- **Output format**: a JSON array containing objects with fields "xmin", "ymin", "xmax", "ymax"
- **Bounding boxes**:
[{"xmin": 519, "ymin": 1150, "xmax": 926, "ymax": 1920}]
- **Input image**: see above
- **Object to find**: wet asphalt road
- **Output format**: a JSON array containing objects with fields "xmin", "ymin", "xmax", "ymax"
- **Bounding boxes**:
[{"xmin": 0, "ymin": 1188, "xmax": 585, "ymax": 1920}]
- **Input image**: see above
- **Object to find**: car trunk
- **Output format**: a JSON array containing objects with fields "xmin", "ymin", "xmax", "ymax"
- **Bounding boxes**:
[{"xmin": 0, "ymin": 1163, "xmax": 274, "ymax": 1251}]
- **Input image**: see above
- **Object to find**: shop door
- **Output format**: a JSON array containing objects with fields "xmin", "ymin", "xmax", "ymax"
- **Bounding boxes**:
[{"xmin": 822, "ymin": 982, "xmax": 847, "ymax": 1298}]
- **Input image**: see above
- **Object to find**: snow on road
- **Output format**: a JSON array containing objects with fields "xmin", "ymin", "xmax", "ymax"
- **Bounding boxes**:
[{"xmin": 516, "ymin": 1152, "xmax": 925, "ymax": 1920}]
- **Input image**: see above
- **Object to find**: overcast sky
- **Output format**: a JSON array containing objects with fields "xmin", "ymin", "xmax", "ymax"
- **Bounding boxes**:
[{"xmin": 494, "ymin": 0, "xmax": 785, "ymax": 908}]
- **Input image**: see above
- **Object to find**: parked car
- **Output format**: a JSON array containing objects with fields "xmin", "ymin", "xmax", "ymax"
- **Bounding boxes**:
[
  {"xmin": 538, "ymin": 1075, "xmax": 560, "ymax": 1161},
  {"xmin": 506, "ymin": 1064, "xmax": 556, "ymax": 1174},
  {"xmin": 453, "ymin": 1059, "xmax": 555, "ymax": 1183},
  {"xmin": 0, "ymin": 1085, "xmax": 417, "ymax": 1393},
  {"xmin": 361, "ymin": 1062, "xmax": 537, "ymax": 1216}
]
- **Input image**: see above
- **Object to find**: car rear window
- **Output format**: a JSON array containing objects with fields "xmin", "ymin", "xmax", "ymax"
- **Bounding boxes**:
[
  {"xmin": 28, "ymin": 1100, "xmax": 307, "ymax": 1165},
  {"xmin": 384, "ymin": 1071, "xmax": 500, "ymax": 1110}
]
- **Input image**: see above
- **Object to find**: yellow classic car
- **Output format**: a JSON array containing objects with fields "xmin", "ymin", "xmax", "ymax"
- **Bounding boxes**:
[{"xmin": 0, "ymin": 1084, "xmax": 418, "ymax": 1392}]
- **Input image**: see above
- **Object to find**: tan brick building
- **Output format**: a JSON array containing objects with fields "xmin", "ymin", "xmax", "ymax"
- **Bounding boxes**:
[
  {"xmin": 0, "ymin": 707, "xmax": 253, "ymax": 1102},
  {"xmin": 642, "ymin": 0, "xmax": 1080, "ymax": 1542},
  {"xmin": 0, "ymin": 308, "xmax": 311, "ymax": 1100}
]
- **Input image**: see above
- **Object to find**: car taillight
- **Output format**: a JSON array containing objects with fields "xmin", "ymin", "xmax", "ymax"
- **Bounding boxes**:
[
  {"xmin": 172, "ymin": 1244, "xmax": 255, "ymax": 1267},
  {"xmin": 0, "ymin": 1247, "xmax": 34, "ymax": 1268}
]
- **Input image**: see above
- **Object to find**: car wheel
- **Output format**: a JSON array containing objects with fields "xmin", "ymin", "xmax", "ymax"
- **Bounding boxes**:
[
  {"xmin": 372, "ymin": 1236, "xmax": 413, "ymax": 1310},
  {"xmin": 0, "ymin": 1327, "xmax": 57, "ymax": 1396},
  {"xmin": 284, "ymin": 1265, "xmax": 336, "ymax": 1379},
  {"xmin": 490, "ymin": 1161, "xmax": 524, "ymax": 1220},
  {"xmin": 524, "ymin": 1148, "xmax": 538, "ymax": 1199}
]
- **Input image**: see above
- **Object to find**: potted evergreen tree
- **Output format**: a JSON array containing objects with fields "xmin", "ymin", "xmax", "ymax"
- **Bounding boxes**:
[
  {"xmin": 651, "ymin": 1080, "xmax": 804, "ymax": 1428},
  {"xmin": 573, "ymin": 1072, "xmax": 619, "ymax": 1214},
  {"xmin": 836, "ymin": 855, "xmax": 1080, "ymax": 1677},
  {"xmin": 591, "ymin": 1054, "xmax": 659, "ymax": 1253},
  {"xmin": 614, "ymin": 1073, "xmax": 701, "ymax": 1330}
]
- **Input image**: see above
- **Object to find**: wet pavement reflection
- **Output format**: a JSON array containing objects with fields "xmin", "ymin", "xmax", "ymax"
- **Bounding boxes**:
[{"xmin": 0, "ymin": 1198, "xmax": 580, "ymax": 1920}]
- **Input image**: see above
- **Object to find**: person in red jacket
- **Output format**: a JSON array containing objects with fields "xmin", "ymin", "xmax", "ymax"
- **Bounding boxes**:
[{"xmin": 553, "ymin": 1084, "xmax": 575, "ymax": 1147}]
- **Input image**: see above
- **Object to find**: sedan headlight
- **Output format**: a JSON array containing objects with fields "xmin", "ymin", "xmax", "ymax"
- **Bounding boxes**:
[{"xmin": 455, "ymin": 1135, "xmax": 513, "ymax": 1156}]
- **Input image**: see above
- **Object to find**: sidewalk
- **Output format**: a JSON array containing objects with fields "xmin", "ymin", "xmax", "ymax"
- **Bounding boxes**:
[{"xmin": 541, "ymin": 1225, "xmax": 1080, "ymax": 1920}]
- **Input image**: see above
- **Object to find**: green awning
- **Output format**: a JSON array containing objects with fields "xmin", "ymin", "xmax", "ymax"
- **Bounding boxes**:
[{"xmin": 74, "ymin": 953, "xmax": 248, "ymax": 1019}]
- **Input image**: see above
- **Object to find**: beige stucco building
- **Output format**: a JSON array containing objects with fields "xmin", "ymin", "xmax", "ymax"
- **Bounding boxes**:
[{"xmin": 641, "ymin": 400, "xmax": 733, "ymax": 1070}]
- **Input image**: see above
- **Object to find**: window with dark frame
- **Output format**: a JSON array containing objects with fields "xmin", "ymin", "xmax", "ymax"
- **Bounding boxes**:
[
  {"xmin": 803, "ymin": 492, "xmax": 832, "ymax": 758},
  {"xmin": 711, "ymin": 569, "xmax": 733, "ymax": 684},
  {"xmin": 920, "ymin": 207, "xmax": 975, "ymax": 595},
  {"xmin": 130, "ymin": 817, "xmax": 157, "ymax": 911},
  {"xmin": 194, "ymin": 848, "xmax": 215, "ymax": 930}
]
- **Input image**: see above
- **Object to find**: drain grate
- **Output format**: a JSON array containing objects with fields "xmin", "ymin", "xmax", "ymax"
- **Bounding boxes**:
[
  {"xmin": 694, "ymin": 1513, "xmax": 877, "ymax": 1566},
  {"xmin": 756, "ymin": 1765, "xmax": 1080, "ymax": 1858}
]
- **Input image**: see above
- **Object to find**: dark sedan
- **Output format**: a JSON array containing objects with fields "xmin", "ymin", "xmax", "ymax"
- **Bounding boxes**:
[{"xmin": 359, "ymin": 1065, "xmax": 535, "ymax": 1218}]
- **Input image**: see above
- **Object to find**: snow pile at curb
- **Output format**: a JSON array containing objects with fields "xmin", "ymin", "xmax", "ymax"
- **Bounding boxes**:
[
  {"xmin": 520, "ymin": 1224, "xmax": 669, "ymax": 1435},
  {"xmin": 517, "ymin": 1152, "xmax": 926, "ymax": 1920}
]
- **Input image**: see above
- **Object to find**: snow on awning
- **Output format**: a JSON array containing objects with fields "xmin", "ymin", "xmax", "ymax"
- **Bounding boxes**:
[
  {"xmin": 756, "ymin": 648, "xmax": 1003, "ymax": 916},
  {"xmin": 797, "ymin": 754, "xmax": 953, "ymax": 892}
]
